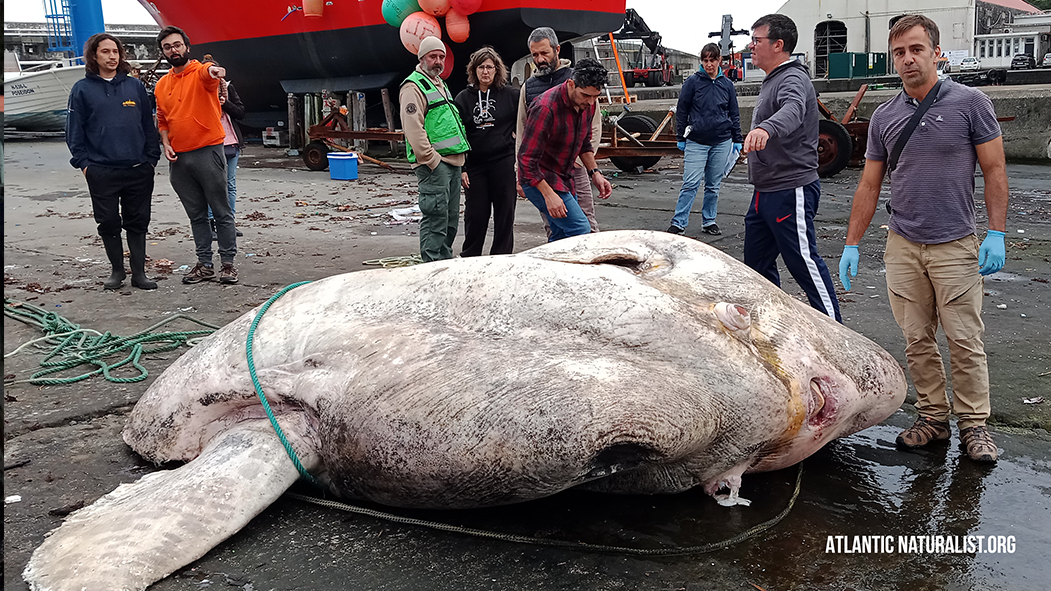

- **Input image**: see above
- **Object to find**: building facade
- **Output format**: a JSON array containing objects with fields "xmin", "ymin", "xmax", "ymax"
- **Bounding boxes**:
[{"xmin": 775, "ymin": 0, "xmax": 1041, "ymax": 77}]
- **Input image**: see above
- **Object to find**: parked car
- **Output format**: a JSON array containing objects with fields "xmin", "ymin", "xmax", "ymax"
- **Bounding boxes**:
[
  {"xmin": 959, "ymin": 57, "xmax": 980, "ymax": 72},
  {"xmin": 1042, "ymin": 53, "xmax": 1051, "ymax": 68},
  {"xmin": 1011, "ymin": 53, "xmax": 1036, "ymax": 70}
]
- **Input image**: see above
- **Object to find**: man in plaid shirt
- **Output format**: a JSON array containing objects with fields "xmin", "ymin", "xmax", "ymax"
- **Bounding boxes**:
[{"xmin": 518, "ymin": 58, "xmax": 613, "ymax": 241}]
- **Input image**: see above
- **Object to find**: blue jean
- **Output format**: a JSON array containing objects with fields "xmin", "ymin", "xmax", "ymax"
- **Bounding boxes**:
[
  {"xmin": 671, "ymin": 139, "xmax": 732, "ymax": 230},
  {"xmin": 522, "ymin": 184, "xmax": 590, "ymax": 242},
  {"xmin": 208, "ymin": 151, "xmax": 238, "ymax": 219}
]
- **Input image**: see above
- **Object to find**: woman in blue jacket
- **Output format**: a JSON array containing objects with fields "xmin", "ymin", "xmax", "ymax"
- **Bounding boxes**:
[
  {"xmin": 67, "ymin": 33, "xmax": 161, "ymax": 289},
  {"xmin": 668, "ymin": 43, "xmax": 743, "ymax": 236}
]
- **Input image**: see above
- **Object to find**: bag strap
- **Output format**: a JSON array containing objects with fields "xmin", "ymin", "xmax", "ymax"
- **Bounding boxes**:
[
  {"xmin": 888, "ymin": 80, "xmax": 942, "ymax": 173},
  {"xmin": 885, "ymin": 80, "xmax": 942, "ymax": 215}
]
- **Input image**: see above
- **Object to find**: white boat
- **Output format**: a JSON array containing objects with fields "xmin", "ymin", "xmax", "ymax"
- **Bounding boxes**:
[{"xmin": 4, "ymin": 55, "xmax": 85, "ymax": 132}]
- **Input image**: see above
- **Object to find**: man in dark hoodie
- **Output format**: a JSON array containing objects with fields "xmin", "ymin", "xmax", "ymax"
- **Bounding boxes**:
[
  {"xmin": 515, "ymin": 27, "xmax": 606, "ymax": 234},
  {"xmin": 67, "ymin": 33, "xmax": 161, "ymax": 290},
  {"xmin": 742, "ymin": 14, "xmax": 841, "ymax": 322}
]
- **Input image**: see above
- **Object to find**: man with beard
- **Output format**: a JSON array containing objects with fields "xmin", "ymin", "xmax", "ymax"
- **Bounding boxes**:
[
  {"xmin": 155, "ymin": 25, "xmax": 238, "ymax": 285},
  {"xmin": 66, "ymin": 33, "xmax": 160, "ymax": 291},
  {"xmin": 399, "ymin": 36, "xmax": 470, "ymax": 262},
  {"xmin": 518, "ymin": 58, "xmax": 612, "ymax": 242},
  {"xmin": 515, "ymin": 27, "xmax": 606, "ymax": 234}
]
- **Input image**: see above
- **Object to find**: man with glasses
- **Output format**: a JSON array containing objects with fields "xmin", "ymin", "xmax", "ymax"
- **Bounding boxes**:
[
  {"xmin": 155, "ymin": 25, "xmax": 238, "ymax": 285},
  {"xmin": 741, "ymin": 14, "xmax": 841, "ymax": 322}
]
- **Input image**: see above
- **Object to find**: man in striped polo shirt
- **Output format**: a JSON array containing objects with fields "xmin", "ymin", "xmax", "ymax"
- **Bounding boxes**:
[{"xmin": 839, "ymin": 15, "xmax": 1008, "ymax": 463}]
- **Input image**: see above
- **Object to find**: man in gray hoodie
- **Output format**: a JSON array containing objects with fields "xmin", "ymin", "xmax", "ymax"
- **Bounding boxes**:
[{"xmin": 742, "ymin": 14, "xmax": 841, "ymax": 322}]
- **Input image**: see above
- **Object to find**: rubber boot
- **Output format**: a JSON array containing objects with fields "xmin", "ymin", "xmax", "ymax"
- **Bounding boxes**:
[
  {"xmin": 101, "ymin": 234, "xmax": 126, "ymax": 290},
  {"xmin": 126, "ymin": 233, "xmax": 157, "ymax": 290}
]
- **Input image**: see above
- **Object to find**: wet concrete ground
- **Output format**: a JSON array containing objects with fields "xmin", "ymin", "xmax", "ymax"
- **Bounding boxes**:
[{"xmin": 4, "ymin": 138, "xmax": 1050, "ymax": 590}]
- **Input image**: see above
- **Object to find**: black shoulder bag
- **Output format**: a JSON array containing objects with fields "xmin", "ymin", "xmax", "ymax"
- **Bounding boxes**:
[{"xmin": 886, "ymin": 80, "xmax": 942, "ymax": 214}]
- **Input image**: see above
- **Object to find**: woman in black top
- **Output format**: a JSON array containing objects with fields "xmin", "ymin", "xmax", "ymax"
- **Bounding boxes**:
[{"xmin": 454, "ymin": 46, "xmax": 518, "ymax": 256}]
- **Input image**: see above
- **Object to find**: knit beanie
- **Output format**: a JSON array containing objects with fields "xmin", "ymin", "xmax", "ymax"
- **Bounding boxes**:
[{"xmin": 417, "ymin": 36, "xmax": 445, "ymax": 59}]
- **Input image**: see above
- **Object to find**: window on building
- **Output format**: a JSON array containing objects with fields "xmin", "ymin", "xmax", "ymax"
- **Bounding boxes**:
[{"xmin": 979, "ymin": 41, "xmax": 985, "ymax": 58}]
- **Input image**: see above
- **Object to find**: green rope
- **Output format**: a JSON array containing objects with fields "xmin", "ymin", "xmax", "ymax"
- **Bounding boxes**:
[
  {"xmin": 4, "ymin": 298, "xmax": 220, "ymax": 385},
  {"xmin": 286, "ymin": 463, "xmax": 804, "ymax": 555},
  {"xmin": 245, "ymin": 281, "xmax": 320, "ymax": 487}
]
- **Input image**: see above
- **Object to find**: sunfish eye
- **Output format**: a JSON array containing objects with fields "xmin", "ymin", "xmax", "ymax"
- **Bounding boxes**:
[{"xmin": 714, "ymin": 302, "xmax": 752, "ymax": 341}]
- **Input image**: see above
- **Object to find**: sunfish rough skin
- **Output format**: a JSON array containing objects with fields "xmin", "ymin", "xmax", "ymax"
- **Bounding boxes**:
[{"xmin": 24, "ymin": 231, "xmax": 906, "ymax": 591}]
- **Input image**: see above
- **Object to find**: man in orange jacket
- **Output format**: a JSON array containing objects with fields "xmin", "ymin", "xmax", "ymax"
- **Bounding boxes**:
[{"xmin": 155, "ymin": 25, "xmax": 238, "ymax": 285}]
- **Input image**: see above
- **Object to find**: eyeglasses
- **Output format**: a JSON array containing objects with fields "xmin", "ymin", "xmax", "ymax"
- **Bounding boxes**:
[
  {"xmin": 161, "ymin": 41, "xmax": 185, "ymax": 52},
  {"xmin": 477, "ymin": 65, "xmax": 496, "ymax": 70},
  {"xmin": 750, "ymin": 36, "xmax": 769, "ymax": 44}
]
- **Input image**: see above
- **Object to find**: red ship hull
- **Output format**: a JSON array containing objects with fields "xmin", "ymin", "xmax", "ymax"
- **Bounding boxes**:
[{"xmin": 141, "ymin": 1, "xmax": 625, "ymax": 117}]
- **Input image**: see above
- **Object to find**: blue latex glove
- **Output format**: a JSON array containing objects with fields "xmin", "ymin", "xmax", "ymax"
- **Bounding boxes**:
[
  {"xmin": 978, "ymin": 230, "xmax": 1006, "ymax": 275},
  {"xmin": 677, "ymin": 141, "xmax": 686, "ymax": 151},
  {"xmin": 733, "ymin": 142, "xmax": 743, "ymax": 153},
  {"xmin": 840, "ymin": 245, "xmax": 859, "ymax": 291}
]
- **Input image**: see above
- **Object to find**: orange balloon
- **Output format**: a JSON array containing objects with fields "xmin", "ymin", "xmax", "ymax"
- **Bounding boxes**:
[
  {"xmin": 399, "ymin": 11, "xmax": 442, "ymax": 54},
  {"xmin": 450, "ymin": 0, "xmax": 481, "ymax": 16},
  {"xmin": 419, "ymin": 0, "xmax": 451, "ymax": 17},
  {"xmin": 445, "ymin": 10, "xmax": 470, "ymax": 43}
]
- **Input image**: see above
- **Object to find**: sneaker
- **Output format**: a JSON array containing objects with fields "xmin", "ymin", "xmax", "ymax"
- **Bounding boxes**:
[
  {"xmin": 667, "ymin": 225, "xmax": 684, "ymax": 235},
  {"xmin": 702, "ymin": 223, "xmax": 722, "ymax": 235},
  {"xmin": 895, "ymin": 416, "xmax": 950, "ymax": 449},
  {"xmin": 182, "ymin": 262, "xmax": 215, "ymax": 284},
  {"xmin": 218, "ymin": 262, "xmax": 238, "ymax": 284},
  {"xmin": 235, "ymin": 229, "xmax": 244, "ymax": 237},
  {"xmin": 959, "ymin": 425, "xmax": 998, "ymax": 462}
]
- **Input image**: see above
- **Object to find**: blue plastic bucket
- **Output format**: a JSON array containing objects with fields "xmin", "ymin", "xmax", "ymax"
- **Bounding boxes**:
[{"xmin": 327, "ymin": 152, "xmax": 359, "ymax": 180}]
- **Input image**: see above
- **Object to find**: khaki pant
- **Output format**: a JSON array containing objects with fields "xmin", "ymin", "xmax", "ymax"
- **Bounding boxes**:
[{"xmin": 884, "ymin": 230, "xmax": 990, "ymax": 429}]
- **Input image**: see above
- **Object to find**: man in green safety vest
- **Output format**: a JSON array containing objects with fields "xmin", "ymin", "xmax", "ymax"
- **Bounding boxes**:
[{"xmin": 399, "ymin": 36, "xmax": 471, "ymax": 262}]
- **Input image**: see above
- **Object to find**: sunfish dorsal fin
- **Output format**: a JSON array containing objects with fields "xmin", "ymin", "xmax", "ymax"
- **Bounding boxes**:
[{"xmin": 24, "ymin": 421, "xmax": 317, "ymax": 591}]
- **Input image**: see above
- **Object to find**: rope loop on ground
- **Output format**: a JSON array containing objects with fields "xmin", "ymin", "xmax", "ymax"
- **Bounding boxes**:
[
  {"xmin": 4, "ymin": 298, "xmax": 221, "ymax": 386},
  {"xmin": 287, "ymin": 464, "xmax": 804, "ymax": 555}
]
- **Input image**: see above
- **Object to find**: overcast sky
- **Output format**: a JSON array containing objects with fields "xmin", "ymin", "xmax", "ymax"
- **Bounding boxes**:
[{"xmin": 5, "ymin": 0, "xmax": 786, "ymax": 55}]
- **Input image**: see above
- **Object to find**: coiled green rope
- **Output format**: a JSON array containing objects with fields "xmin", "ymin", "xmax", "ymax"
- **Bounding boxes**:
[
  {"xmin": 245, "ymin": 281, "xmax": 320, "ymax": 487},
  {"xmin": 4, "ymin": 298, "xmax": 220, "ymax": 385}
]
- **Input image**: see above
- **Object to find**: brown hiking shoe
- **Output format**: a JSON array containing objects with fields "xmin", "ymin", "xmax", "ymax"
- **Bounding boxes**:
[
  {"xmin": 182, "ymin": 262, "xmax": 215, "ymax": 284},
  {"xmin": 896, "ymin": 417, "xmax": 951, "ymax": 449},
  {"xmin": 960, "ymin": 426, "xmax": 998, "ymax": 463},
  {"xmin": 218, "ymin": 262, "xmax": 238, "ymax": 284}
]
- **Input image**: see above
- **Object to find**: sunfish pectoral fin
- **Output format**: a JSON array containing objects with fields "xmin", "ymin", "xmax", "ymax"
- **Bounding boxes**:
[{"xmin": 23, "ymin": 420, "xmax": 318, "ymax": 591}]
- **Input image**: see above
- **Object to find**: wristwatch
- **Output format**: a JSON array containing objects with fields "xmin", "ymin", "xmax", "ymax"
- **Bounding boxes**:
[{"xmin": 588, "ymin": 168, "xmax": 601, "ymax": 176}]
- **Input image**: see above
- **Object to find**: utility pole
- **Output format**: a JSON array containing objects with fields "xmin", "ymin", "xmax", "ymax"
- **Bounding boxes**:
[{"xmin": 708, "ymin": 14, "xmax": 749, "ymax": 58}]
